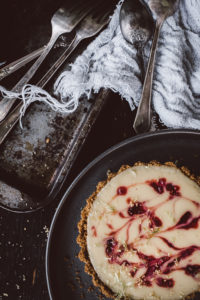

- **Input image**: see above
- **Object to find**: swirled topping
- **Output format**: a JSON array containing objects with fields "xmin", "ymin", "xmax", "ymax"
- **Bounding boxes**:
[{"xmin": 87, "ymin": 165, "xmax": 200, "ymax": 300}]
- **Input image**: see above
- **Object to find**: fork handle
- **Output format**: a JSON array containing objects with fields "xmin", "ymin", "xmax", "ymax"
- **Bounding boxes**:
[
  {"xmin": 133, "ymin": 19, "xmax": 163, "ymax": 134},
  {"xmin": 0, "ymin": 103, "xmax": 22, "ymax": 144},
  {"xmin": 0, "ymin": 46, "xmax": 45, "ymax": 82},
  {"xmin": 0, "ymin": 33, "xmax": 61, "ymax": 122},
  {"xmin": 0, "ymin": 35, "xmax": 82, "ymax": 145},
  {"xmin": 38, "ymin": 34, "xmax": 81, "ymax": 88}
]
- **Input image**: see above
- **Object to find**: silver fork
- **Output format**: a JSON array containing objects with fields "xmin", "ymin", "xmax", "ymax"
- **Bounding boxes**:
[
  {"xmin": 0, "ymin": 1, "xmax": 110, "ymax": 82},
  {"xmin": 38, "ymin": 4, "xmax": 112, "ymax": 88},
  {"xmin": 0, "ymin": 3, "xmax": 113, "ymax": 146},
  {"xmin": 0, "ymin": 0, "xmax": 92, "ymax": 122}
]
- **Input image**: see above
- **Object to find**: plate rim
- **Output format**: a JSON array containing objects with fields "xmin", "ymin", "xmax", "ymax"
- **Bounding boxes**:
[{"xmin": 45, "ymin": 128, "xmax": 200, "ymax": 299}]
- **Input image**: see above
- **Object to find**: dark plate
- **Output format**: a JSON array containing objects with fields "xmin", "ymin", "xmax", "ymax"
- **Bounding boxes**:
[{"xmin": 46, "ymin": 129, "xmax": 200, "ymax": 300}]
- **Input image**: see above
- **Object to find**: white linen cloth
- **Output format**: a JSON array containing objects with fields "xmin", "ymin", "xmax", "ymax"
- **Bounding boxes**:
[{"xmin": 1, "ymin": 0, "xmax": 200, "ymax": 129}]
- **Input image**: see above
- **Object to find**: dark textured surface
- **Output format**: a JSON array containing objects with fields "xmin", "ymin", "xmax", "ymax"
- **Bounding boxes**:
[{"xmin": 0, "ymin": 1, "xmax": 191, "ymax": 300}]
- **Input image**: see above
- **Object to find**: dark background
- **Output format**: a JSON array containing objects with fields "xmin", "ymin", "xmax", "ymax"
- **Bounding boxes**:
[{"xmin": 0, "ymin": 1, "xmax": 139, "ymax": 299}]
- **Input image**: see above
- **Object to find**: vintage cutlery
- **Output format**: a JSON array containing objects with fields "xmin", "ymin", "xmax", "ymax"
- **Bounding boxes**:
[
  {"xmin": 0, "ymin": 0, "xmax": 92, "ymax": 122},
  {"xmin": 0, "ymin": 2, "xmax": 113, "ymax": 146},
  {"xmin": 0, "ymin": 46, "xmax": 45, "ymax": 81},
  {"xmin": 120, "ymin": 0, "xmax": 179, "ymax": 134},
  {"xmin": 120, "ymin": 0, "xmax": 154, "ymax": 80}
]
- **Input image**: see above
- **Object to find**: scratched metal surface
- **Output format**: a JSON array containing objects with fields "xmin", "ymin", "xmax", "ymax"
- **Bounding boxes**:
[{"xmin": 0, "ymin": 89, "xmax": 109, "ymax": 211}]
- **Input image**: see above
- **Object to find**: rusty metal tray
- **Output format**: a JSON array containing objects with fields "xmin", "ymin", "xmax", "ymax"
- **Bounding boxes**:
[{"xmin": 0, "ymin": 88, "xmax": 109, "ymax": 211}]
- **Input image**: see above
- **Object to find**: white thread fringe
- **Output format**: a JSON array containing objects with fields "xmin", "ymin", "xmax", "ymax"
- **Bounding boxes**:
[{"xmin": 0, "ymin": 84, "xmax": 79, "ymax": 128}]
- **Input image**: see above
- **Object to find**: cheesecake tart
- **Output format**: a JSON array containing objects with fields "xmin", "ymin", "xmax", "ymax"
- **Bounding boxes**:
[{"xmin": 77, "ymin": 162, "xmax": 200, "ymax": 300}]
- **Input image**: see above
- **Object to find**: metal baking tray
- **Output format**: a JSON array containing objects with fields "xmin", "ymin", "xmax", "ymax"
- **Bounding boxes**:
[{"xmin": 0, "ymin": 88, "xmax": 109, "ymax": 211}]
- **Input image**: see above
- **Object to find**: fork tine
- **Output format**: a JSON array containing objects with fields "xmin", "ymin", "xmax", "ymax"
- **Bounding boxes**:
[
  {"xmin": 66, "ymin": 1, "xmax": 94, "ymax": 26},
  {"xmin": 70, "ymin": 0, "xmax": 94, "ymax": 15},
  {"xmin": 61, "ymin": 0, "xmax": 91, "ymax": 20},
  {"xmin": 89, "ymin": 2, "xmax": 114, "ymax": 24},
  {"xmin": 99, "ymin": 10, "xmax": 112, "ymax": 23}
]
